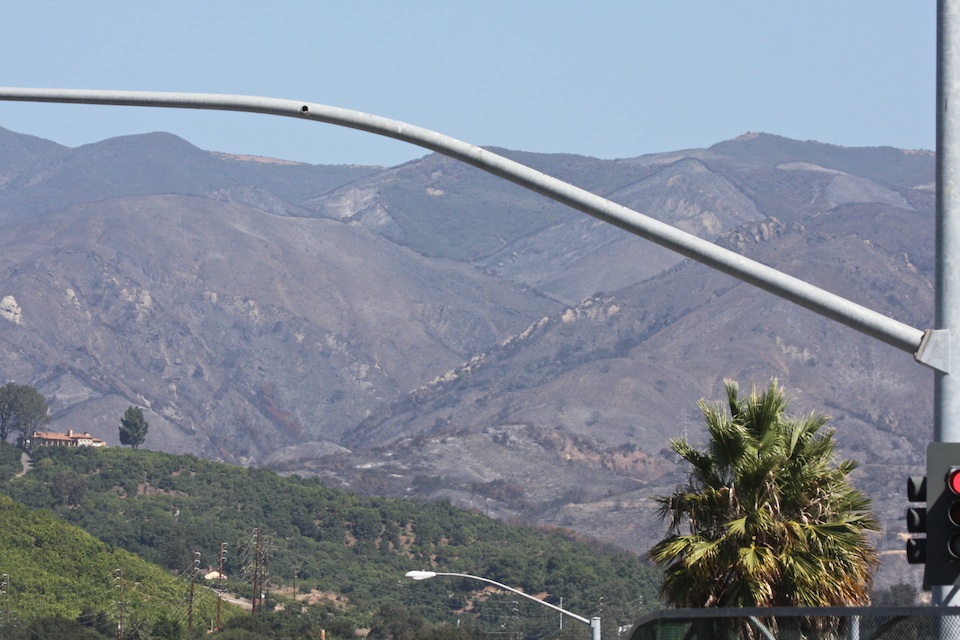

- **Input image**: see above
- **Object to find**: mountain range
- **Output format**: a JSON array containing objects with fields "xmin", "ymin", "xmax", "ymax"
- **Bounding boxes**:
[{"xmin": 0, "ymin": 125, "xmax": 936, "ymax": 586}]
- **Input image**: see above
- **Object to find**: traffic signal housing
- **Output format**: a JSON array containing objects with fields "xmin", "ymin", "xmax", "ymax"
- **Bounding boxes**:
[
  {"xmin": 906, "ymin": 475, "xmax": 926, "ymax": 565},
  {"xmin": 922, "ymin": 442, "xmax": 960, "ymax": 588}
]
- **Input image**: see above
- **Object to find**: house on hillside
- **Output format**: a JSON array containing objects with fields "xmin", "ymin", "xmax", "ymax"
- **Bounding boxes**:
[{"xmin": 19, "ymin": 429, "xmax": 108, "ymax": 449}]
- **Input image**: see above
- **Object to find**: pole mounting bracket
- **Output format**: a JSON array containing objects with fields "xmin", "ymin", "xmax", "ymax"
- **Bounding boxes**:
[{"xmin": 917, "ymin": 329, "xmax": 951, "ymax": 374}]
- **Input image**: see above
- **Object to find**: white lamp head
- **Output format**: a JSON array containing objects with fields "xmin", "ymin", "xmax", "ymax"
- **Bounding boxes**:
[{"xmin": 405, "ymin": 570, "xmax": 437, "ymax": 580}]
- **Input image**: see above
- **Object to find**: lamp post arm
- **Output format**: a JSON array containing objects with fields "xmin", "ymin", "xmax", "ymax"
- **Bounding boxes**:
[
  {"xmin": 0, "ymin": 87, "xmax": 927, "ymax": 359},
  {"xmin": 424, "ymin": 572, "xmax": 592, "ymax": 626}
]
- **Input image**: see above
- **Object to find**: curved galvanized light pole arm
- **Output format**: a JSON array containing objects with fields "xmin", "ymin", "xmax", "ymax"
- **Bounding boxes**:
[
  {"xmin": 0, "ymin": 87, "xmax": 928, "ymax": 362},
  {"xmin": 405, "ymin": 570, "xmax": 600, "ymax": 640}
]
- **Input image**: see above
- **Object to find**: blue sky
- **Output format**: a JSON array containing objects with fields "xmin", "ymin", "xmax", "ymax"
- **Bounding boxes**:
[{"xmin": 0, "ymin": 2, "xmax": 936, "ymax": 167}]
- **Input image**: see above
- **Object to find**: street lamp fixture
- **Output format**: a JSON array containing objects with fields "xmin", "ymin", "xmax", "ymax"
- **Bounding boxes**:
[{"xmin": 405, "ymin": 570, "xmax": 601, "ymax": 640}]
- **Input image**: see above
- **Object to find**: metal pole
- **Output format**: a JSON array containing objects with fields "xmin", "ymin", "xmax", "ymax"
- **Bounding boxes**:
[
  {"xmin": 848, "ymin": 615, "xmax": 860, "ymax": 640},
  {"xmin": 217, "ymin": 542, "xmax": 226, "ymax": 631},
  {"xmin": 0, "ymin": 86, "xmax": 926, "ymax": 358},
  {"xmin": 937, "ymin": 0, "xmax": 960, "ymax": 448},
  {"xmin": 115, "ymin": 568, "xmax": 124, "ymax": 639},
  {"xmin": 188, "ymin": 551, "xmax": 199, "ymax": 631},
  {"xmin": 1, "ymin": 574, "xmax": 9, "ymax": 625},
  {"xmin": 252, "ymin": 528, "xmax": 261, "ymax": 614},
  {"xmin": 936, "ymin": 0, "xmax": 960, "ymax": 610}
]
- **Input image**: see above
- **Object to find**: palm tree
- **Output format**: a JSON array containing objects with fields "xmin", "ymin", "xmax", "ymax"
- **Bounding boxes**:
[{"xmin": 648, "ymin": 379, "xmax": 878, "ymax": 608}]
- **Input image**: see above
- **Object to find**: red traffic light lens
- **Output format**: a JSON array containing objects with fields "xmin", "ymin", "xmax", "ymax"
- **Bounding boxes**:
[{"xmin": 950, "ymin": 468, "xmax": 960, "ymax": 495}]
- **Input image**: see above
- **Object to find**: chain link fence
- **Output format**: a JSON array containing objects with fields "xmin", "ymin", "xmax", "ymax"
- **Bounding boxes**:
[{"xmin": 629, "ymin": 606, "xmax": 960, "ymax": 640}]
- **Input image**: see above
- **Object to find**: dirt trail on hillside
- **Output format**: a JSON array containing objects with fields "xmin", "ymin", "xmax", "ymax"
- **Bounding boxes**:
[{"xmin": 15, "ymin": 452, "xmax": 32, "ymax": 478}]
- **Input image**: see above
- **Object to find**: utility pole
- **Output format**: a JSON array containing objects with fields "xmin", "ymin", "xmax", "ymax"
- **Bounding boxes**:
[
  {"xmin": 262, "ymin": 536, "xmax": 270, "ymax": 614},
  {"xmin": 252, "ymin": 528, "xmax": 262, "ymax": 615},
  {"xmin": 1, "ymin": 573, "xmax": 9, "ymax": 625},
  {"xmin": 114, "ymin": 568, "xmax": 125, "ymax": 639},
  {"xmin": 216, "ymin": 542, "xmax": 227, "ymax": 631},
  {"xmin": 188, "ymin": 551, "xmax": 200, "ymax": 631}
]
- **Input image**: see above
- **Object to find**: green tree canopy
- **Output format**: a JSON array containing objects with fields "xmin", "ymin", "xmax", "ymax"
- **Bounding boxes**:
[
  {"xmin": 0, "ymin": 382, "xmax": 51, "ymax": 443},
  {"xmin": 119, "ymin": 406, "xmax": 148, "ymax": 449},
  {"xmin": 649, "ymin": 379, "xmax": 878, "ymax": 608}
]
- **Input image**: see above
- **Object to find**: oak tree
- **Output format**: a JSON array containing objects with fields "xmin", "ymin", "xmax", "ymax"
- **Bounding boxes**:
[{"xmin": 0, "ymin": 383, "xmax": 51, "ymax": 443}]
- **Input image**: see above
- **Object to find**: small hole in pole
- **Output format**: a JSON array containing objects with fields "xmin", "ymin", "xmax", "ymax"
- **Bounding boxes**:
[{"xmin": 301, "ymin": 105, "xmax": 309, "ymax": 113}]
